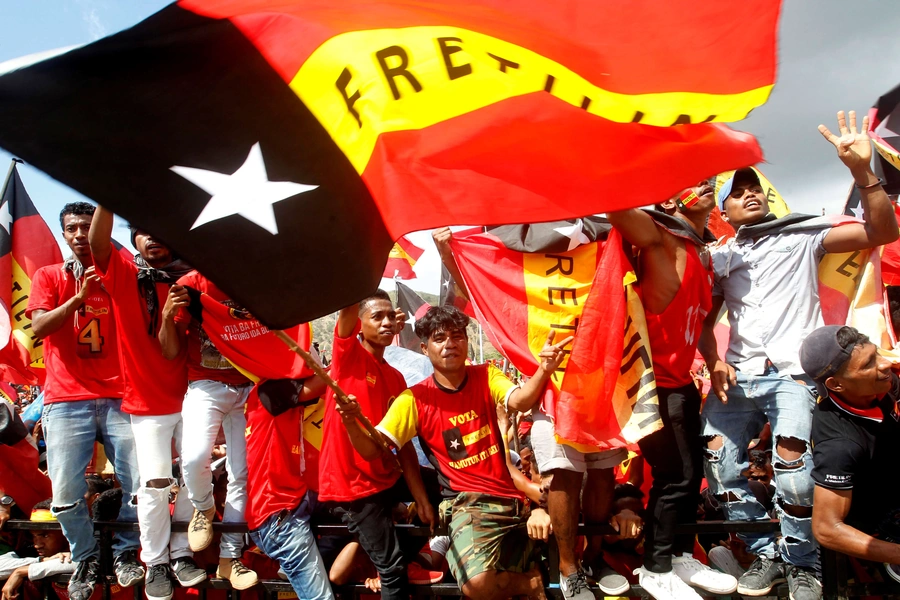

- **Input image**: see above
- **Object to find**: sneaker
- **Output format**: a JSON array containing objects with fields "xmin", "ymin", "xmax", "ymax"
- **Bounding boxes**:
[
  {"xmin": 68, "ymin": 557, "xmax": 101, "ymax": 600},
  {"xmin": 114, "ymin": 551, "xmax": 145, "ymax": 588},
  {"xmin": 786, "ymin": 565, "xmax": 822, "ymax": 600},
  {"xmin": 884, "ymin": 563, "xmax": 900, "ymax": 584},
  {"xmin": 708, "ymin": 546, "xmax": 746, "ymax": 580},
  {"xmin": 633, "ymin": 566, "xmax": 703, "ymax": 600},
  {"xmin": 172, "ymin": 557, "xmax": 208, "ymax": 587},
  {"xmin": 584, "ymin": 563, "xmax": 630, "ymax": 595},
  {"xmin": 216, "ymin": 557, "xmax": 258, "ymax": 590},
  {"xmin": 673, "ymin": 553, "xmax": 738, "ymax": 594},
  {"xmin": 737, "ymin": 555, "xmax": 786, "ymax": 596},
  {"xmin": 188, "ymin": 507, "xmax": 216, "ymax": 552},
  {"xmin": 145, "ymin": 564, "xmax": 174, "ymax": 600},
  {"xmin": 559, "ymin": 570, "xmax": 593, "ymax": 600},
  {"xmin": 408, "ymin": 562, "xmax": 445, "ymax": 585},
  {"xmin": 277, "ymin": 567, "xmax": 288, "ymax": 581}
]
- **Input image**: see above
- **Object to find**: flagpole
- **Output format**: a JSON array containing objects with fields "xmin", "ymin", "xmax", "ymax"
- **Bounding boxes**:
[
  {"xmin": 478, "ymin": 322, "xmax": 484, "ymax": 364},
  {"xmin": 0, "ymin": 158, "xmax": 23, "ymax": 202},
  {"xmin": 272, "ymin": 330, "xmax": 398, "ymax": 465}
]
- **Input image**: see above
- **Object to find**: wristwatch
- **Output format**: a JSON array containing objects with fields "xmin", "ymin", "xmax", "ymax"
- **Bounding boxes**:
[{"xmin": 0, "ymin": 495, "xmax": 15, "ymax": 507}]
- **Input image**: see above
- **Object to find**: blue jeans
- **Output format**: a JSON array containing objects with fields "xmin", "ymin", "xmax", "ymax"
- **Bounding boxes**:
[
  {"xmin": 701, "ymin": 369, "xmax": 817, "ymax": 568},
  {"xmin": 42, "ymin": 399, "xmax": 140, "ymax": 562},
  {"xmin": 250, "ymin": 498, "xmax": 333, "ymax": 600}
]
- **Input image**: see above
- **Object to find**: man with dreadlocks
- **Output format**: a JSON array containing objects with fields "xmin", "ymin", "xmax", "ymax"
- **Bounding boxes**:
[
  {"xmin": 26, "ymin": 202, "xmax": 143, "ymax": 600},
  {"xmin": 89, "ymin": 207, "xmax": 205, "ymax": 600}
]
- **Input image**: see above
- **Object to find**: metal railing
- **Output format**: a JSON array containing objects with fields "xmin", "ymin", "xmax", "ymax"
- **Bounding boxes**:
[{"xmin": 4, "ymin": 519, "xmax": 884, "ymax": 599}]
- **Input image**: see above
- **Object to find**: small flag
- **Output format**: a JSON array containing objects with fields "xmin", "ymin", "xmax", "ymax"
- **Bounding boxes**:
[
  {"xmin": 0, "ymin": 161, "xmax": 63, "ymax": 384},
  {"xmin": 395, "ymin": 281, "xmax": 430, "ymax": 351},
  {"xmin": 868, "ymin": 83, "xmax": 900, "ymax": 195},
  {"xmin": 383, "ymin": 236, "xmax": 424, "ymax": 280}
]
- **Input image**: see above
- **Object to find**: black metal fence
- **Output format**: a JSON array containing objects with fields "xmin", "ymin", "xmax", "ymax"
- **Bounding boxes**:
[{"xmin": 4, "ymin": 519, "xmax": 892, "ymax": 600}]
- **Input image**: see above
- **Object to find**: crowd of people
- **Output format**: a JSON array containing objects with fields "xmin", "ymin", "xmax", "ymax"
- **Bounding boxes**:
[{"xmin": 1, "ymin": 109, "xmax": 900, "ymax": 600}]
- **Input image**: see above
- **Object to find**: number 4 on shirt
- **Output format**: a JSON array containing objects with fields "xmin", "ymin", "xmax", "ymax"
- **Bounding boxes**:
[{"xmin": 77, "ymin": 318, "xmax": 105, "ymax": 356}]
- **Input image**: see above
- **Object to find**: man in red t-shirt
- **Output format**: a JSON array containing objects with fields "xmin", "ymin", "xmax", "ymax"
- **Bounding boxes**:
[
  {"xmin": 608, "ymin": 182, "xmax": 737, "ymax": 600},
  {"xmin": 244, "ymin": 376, "xmax": 333, "ymax": 600},
  {"xmin": 157, "ymin": 271, "xmax": 257, "ymax": 590},
  {"xmin": 89, "ymin": 208, "xmax": 205, "ymax": 600},
  {"xmin": 318, "ymin": 289, "xmax": 432, "ymax": 600},
  {"xmin": 25, "ymin": 202, "xmax": 142, "ymax": 600},
  {"xmin": 339, "ymin": 305, "xmax": 570, "ymax": 600}
]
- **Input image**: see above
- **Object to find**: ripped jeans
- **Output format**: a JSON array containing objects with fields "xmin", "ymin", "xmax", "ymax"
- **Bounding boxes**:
[{"xmin": 701, "ymin": 369, "xmax": 817, "ymax": 568}]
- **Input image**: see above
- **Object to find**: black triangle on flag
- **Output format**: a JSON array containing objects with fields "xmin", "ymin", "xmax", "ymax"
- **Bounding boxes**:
[{"xmin": 396, "ymin": 281, "xmax": 429, "ymax": 352}]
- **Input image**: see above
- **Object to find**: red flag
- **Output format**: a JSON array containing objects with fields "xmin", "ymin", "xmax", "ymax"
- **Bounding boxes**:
[
  {"xmin": 196, "ymin": 293, "xmax": 314, "ymax": 381},
  {"xmin": 451, "ymin": 220, "xmax": 661, "ymax": 449},
  {"xmin": 0, "ymin": 0, "xmax": 778, "ymax": 328},
  {"xmin": 383, "ymin": 236, "xmax": 424, "ymax": 280},
  {"xmin": 0, "ymin": 162, "xmax": 63, "ymax": 384}
]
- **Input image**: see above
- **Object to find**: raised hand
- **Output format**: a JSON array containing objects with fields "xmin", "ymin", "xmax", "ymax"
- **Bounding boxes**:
[
  {"xmin": 818, "ymin": 110, "xmax": 872, "ymax": 172},
  {"xmin": 539, "ymin": 330, "xmax": 574, "ymax": 373}
]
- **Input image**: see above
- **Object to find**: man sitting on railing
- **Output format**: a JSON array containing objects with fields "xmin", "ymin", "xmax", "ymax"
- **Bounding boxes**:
[
  {"xmin": 338, "ymin": 305, "xmax": 569, "ymax": 600},
  {"xmin": 800, "ymin": 326, "xmax": 900, "ymax": 584}
]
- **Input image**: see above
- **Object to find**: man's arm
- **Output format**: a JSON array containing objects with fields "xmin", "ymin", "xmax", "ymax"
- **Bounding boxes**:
[
  {"xmin": 812, "ymin": 485, "xmax": 900, "ymax": 563},
  {"xmin": 31, "ymin": 269, "xmax": 101, "ymax": 339},
  {"xmin": 433, "ymin": 227, "xmax": 471, "ymax": 299},
  {"xmin": 87, "ymin": 207, "xmax": 114, "ymax": 272},
  {"xmin": 606, "ymin": 209, "xmax": 664, "ymax": 249},
  {"xmin": 397, "ymin": 443, "xmax": 436, "ymax": 531},
  {"xmin": 817, "ymin": 111, "xmax": 899, "ymax": 253},
  {"xmin": 335, "ymin": 396, "xmax": 389, "ymax": 461},
  {"xmin": 698, "ymin": 295, "xmax": 734, "ymax": 403},
  {"xmin": 158, "ymin": 285, "xmax": 190, "ymax": 360},
  {"xmin": 507, "ymin": 331, "xmax": 573, "ymax": 412}
]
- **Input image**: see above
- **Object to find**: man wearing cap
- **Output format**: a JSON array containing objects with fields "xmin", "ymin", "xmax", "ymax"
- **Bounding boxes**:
[
  {"xmin": 800, "ymin": 325, "xmax": 900, "ymax": 583},
  {"xmin": 698, "ymin": 111, "xmax": 899, "ymax": 600},
  {"xmin": 609, "ymin": 182, "xmax": 737, "ymax": 600}
]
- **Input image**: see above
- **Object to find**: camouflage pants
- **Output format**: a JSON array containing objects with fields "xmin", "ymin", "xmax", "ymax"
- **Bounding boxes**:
[{"xmin": 440, "ymin": 492, "xmax": 536, "ymax": 587}]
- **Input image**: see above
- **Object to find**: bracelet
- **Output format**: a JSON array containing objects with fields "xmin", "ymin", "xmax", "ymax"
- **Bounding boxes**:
[{"xmin": 856, "ymin": 177, "xmax": 885, "ymax": 190}]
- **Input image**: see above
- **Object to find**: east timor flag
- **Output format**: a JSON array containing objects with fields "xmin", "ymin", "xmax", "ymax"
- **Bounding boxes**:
[
  {"xmin": 0, "ymin": 0, "xmax": 778, "ymax": 328},
  {"xmin": 450, "ymin": 218, "xmax": 661, "ymax": 450},
  {"xmin": 383, "ymin": 236, "xmax": 424, "ymax": 280},
  {"xmin": 0, "ymin": 162, "xmax": 63, "ymax": 384}
]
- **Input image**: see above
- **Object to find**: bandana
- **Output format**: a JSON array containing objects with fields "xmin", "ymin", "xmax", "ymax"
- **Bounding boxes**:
[{"xmin": 133, "ymin": 254, "xmax": 192, "ymax": 336}]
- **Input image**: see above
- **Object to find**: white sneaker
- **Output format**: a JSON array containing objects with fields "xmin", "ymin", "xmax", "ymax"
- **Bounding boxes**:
[
  {"xmin": 633, "ymin": 566, "xmax": 703, "ymax": 600},
  {"xmin": 708, "ymin": 546, "xmax": 746, "ymax": 580},
  {"xmin": 672, "ymin": 553, "xmax": 738, "ymax": 594}
]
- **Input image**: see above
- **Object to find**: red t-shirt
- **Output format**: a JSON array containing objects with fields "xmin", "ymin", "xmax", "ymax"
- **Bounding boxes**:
[
  {"xmin": 377, "ymin": 364, "xmax": 522, "ymax": 499},
  {"xmin": 96, "ymin": 251, "xmax": 187, "ymax": 415},
  {"xmin": 318, "ymin": 321, "xmax": 406, "ymax": 502},
  {"xmin": 174, "ymin": 271, "xmax": 249, "ymax": 386},
  {"xmin": 26, "ymin": 264, "xmax": 123, "ymax": 402},
  {"xmin": 639, "ymin": 242, "xmax": 712, "ymax": 388},
  {"xmin": 244, "ymin": 386, "xmax": 307, "ymax": 530}
]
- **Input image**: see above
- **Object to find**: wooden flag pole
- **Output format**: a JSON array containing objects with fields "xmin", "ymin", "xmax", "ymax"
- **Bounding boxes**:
[{"xmin": 272, "ymin": 330, "xmax": 397, "ymax": 459}]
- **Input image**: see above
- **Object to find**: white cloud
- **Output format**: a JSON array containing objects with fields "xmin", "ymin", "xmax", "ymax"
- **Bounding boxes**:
[{"xmin": 76, "ymin": 1, "xmax": 108, "ymax": 41}]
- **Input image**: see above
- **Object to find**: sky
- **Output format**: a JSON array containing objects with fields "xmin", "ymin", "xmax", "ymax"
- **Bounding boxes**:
[{"xmin": 1, "ymin": 0, "xmax": 900, "ymax": 296}]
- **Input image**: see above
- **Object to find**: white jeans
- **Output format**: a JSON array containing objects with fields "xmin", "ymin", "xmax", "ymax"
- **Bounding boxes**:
[
  {"xmin": 181, "ymin": 380, "xmax": 251, "ymax": 559},
  {"xmin": 130, "ymin": 412, "xmax": 192, "ymax": 566}
]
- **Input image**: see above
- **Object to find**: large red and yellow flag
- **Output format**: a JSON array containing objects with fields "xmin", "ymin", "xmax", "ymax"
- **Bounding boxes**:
[
  {"xmin": 0, "ymin": 162, "xmax": 63, "ymax": 384},
  {"xmin": 383, "ymin": 236, "xmax": 424, "ymax": 280},
  {"xmin": 450, "ymin": 219, "xmax": 661, "ymax": 450},
  {"xmin": 0, "ymin": 0, "xmax": 779, "ymax": 328}
]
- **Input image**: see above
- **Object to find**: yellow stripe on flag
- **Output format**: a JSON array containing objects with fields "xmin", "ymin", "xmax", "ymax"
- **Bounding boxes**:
[
  {"xmin": 388, "ymin": 243, "xmax": 416, "ymax": 265},
  {"xmin": 10, "ymin": 256, "xmax": 44, "ymax": 371},
  {"xmin": 522, "ymin": 243, "xmax": 597, "ymax": 386},
  {"xmin": 291, "ymin": 26, "xmax": 773, "ymax": 173},
  {"xmin": 874, "ymin": 139, "xmax": 900, "ymax": 173}
]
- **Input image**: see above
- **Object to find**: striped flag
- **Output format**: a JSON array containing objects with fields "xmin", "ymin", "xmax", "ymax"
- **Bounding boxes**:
[
  {"xmin": 383, "ymin": 236, "xmax": 424, "ymax": 280},
  {"xmin": 0, "ymin": 161, "xmax": 63, "ymax": 384}
]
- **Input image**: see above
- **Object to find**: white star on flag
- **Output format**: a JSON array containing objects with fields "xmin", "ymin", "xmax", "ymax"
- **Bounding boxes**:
[
  {"xmin": 553, "ymin": 218, "xmax": 591, "ymax": 250},
  {"xmin": 851, "ymin": 205, "xmax": 865, "ymax": 221},
  {"xmin": 450, "ymin": 439, "xmax": 460, "ymax": 450},
  {"xmin": 0, "ymin": 201, "xmax": 11, "ymax": 234},
  {"xmin": 406, "ymin": 310, "xmax": 416, "ymax": 328},
  {"xmin": 171, "ymin": 142, "xmax": 318, "ymax": 235}
]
